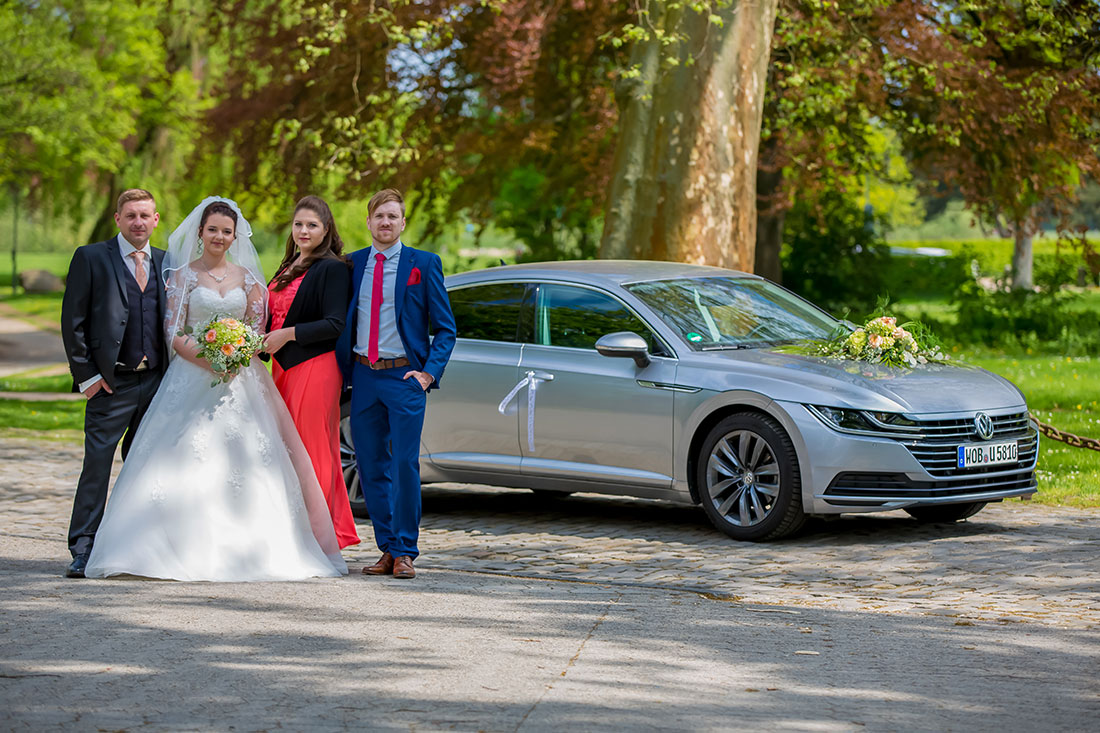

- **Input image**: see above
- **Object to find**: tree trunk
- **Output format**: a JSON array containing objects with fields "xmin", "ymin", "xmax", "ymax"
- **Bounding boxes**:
[
  {"xmin": 754, "ymin": 137, "xmax": 784, "ymax": 284},
  {"xmin": 1011, "ymin": 223, "xmax": 1033, "ymax": 290},
  {"xmin": 599, "ymin": 0, "xmax": 778, "ymax": 271}
]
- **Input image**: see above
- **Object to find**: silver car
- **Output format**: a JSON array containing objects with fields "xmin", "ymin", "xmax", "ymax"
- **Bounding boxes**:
[{"xmin": 342, "ymin": 261, "xmax": 1038, "ymax": 540}]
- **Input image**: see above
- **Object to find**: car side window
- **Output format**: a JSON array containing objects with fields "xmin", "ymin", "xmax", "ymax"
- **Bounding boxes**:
[
  {"xmin": 534, "ymin": 283, "xmax": 666, "ymax": 354},
  {"xmin": 449, "ymin": 282, "xmax": 527, "ymax": 342}
]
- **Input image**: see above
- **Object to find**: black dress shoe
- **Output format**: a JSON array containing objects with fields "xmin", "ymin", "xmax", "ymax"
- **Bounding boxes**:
[{"xmin": 66, "ymin": 554, "xmax": 89, "ymax": 578}]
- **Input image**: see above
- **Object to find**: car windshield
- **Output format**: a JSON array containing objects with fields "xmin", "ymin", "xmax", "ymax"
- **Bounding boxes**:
[{"xmin": 624, "ymin": 276, "xmax": 841, "ymax": 350}]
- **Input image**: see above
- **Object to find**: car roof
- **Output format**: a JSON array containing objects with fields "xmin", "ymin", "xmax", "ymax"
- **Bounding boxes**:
[{"xmin": 446, "ymin": 259, "xmax": 759, "ymax": 287}]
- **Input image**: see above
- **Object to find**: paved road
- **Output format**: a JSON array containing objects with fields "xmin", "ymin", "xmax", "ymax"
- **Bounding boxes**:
[
  {"xmin": 0, "ymin": 306, "xmax": 67, "ymax": 379},
  {"xmin": 1, "ymin": 436, "xmax": 1098, "ymax": 730}
]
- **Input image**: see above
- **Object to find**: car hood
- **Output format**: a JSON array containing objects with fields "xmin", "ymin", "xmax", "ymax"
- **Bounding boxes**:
[{"xmin": 679, "ymin": 348, "xmax": 1027, "ymax": 415}]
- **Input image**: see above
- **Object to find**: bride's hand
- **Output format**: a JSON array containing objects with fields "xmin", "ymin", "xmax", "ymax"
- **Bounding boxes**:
[{"xmin": 262, "ymin": 327, "xmax": 295, "ymax": 355}]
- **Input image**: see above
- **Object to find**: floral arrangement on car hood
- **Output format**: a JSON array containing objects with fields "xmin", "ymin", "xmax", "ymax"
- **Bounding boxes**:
[{"xmin": 808, "ymin": 316, "xmax": 949, "ymax": 368}]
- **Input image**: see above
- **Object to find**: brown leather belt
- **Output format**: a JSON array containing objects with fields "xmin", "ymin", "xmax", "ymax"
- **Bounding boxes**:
[{"xmin": 356, "ymin": 354, "xmax": 410, "ymax": 370}]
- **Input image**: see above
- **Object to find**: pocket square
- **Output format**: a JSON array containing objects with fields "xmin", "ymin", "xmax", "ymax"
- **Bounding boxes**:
[{"xmin": 407, "ymin": 267, "xmax": 422, "ymax": 286}]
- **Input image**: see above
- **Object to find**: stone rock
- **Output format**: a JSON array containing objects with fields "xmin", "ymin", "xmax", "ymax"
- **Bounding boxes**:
[{"xmin": 19, "ymin": 269, "xmax": 63, "ymax": 293}]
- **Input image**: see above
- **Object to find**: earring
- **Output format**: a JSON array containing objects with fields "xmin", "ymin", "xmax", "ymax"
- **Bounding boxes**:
[{"xmin": 196, "ymin": 235, "xmax": 204, "ymax": 255}]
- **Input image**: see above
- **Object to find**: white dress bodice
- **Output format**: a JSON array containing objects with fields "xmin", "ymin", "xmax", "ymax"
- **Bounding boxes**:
[{"xmin": 186, "ymin": 286, "xmax": 249, "ymax": 330}]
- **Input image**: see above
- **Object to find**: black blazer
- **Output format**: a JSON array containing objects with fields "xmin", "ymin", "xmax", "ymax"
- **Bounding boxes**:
[
  {"xmin": 266, "ymin": 257, "xmax": 352, "ymax": 371},
  {"xmin": 60, "ymin": 236, "xmax": 169, "ymax": 392}
]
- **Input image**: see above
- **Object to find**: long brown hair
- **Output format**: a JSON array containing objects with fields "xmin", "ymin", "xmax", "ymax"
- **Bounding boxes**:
[{"xmin": 270, "ymin": 195, "xmax": 350, "ymax": 291}]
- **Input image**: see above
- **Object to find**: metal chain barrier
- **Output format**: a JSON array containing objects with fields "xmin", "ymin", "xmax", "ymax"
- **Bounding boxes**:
[{"xmin": 1030, "ymin": 412, "xmax": 1100, "ymax": 452}]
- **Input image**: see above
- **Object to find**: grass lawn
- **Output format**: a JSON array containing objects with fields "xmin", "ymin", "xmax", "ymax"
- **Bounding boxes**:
[
  {"xmin": 0, "ymin": 372, "xmax": 72, "ymax": 392},
  {"xmin": 0, "ymin": 399, "xmax": 84, "ymax": 432},
  {"xmin": 963, "ymin": 351, "xmax": 1100, "ymax": 508}
]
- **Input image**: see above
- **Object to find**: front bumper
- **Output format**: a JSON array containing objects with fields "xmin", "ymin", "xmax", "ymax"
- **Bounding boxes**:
[{"xmin": 778, "ymin": 402, "xmax": 1039, "ymax": 514}]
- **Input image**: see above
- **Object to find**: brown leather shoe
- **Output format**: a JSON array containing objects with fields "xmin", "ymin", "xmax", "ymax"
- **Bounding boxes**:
[
  {"xmin": 362, "ymin": 552, "xmax": 394, "ymax": 575},
  {"xmin": 393, "ymin": 555, "xmax": 416, "ymax": 579}
]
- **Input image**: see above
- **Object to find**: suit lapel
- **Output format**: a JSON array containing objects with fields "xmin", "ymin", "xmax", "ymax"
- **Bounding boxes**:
[
  {"xmin": 108, "ymin": 236, "xmax": 130, "ymax": 308},
  {"xmin": 395, "ymin": 246, "xmax": 413, "ymax": 323},
  {"xmin": 348, "ymin": 250, "xmax": 368, "ymax": 332},
  {"xmin": 151, "ymin": 246, "xmax": 167, "ymax": 311}
]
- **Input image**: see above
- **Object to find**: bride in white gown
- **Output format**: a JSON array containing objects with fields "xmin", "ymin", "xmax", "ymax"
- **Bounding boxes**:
[{"xmin": 85, "ymin": 197, "xmax": 347, "ymax": 581}]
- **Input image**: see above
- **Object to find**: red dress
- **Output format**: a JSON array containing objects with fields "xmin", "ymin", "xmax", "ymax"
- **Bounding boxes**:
[{"xmin": 269, "ymin": 273, "xmax": 361, "ymax": 549}]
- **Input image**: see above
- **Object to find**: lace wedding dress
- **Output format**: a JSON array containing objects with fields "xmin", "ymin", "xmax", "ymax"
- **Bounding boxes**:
[{"xmin": 85, "ymin": 267, "xmax": 348, "ymax": 581}]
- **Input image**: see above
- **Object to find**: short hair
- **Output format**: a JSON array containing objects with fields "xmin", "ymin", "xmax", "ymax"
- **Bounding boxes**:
[
  {"xmin": 116, "ymin": 189, "xmax": 156, "ymax": 213},
  {"xmin": 367, "ymin": 188, "xmax": 405, "ymax": 218}
]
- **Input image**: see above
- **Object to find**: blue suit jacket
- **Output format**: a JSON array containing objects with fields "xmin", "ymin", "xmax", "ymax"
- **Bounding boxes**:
[{"xmin": 335, "ymin": 244, "xmax": 457, "ymax": 391}]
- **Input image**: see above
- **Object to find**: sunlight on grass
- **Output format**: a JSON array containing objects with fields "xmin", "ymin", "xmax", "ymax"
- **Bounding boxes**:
[
  {"xmin": 963, "ymin": 351, "xmax": 1100, "ymax": 508},
  {"xmin": 0, "ymin": 399, "xmax": 84, "ymax": 431}
]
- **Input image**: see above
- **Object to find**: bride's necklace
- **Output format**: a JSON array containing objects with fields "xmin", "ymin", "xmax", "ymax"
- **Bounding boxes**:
[{"xmin": 202, "ymin": 260, "xmax": 228, "ymax": 283}]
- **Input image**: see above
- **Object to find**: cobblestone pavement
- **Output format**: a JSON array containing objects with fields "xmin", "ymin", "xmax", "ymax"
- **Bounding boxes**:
[{"xmin": 4, "ymin": 436, "xmax": 1098, "ymax": 630}]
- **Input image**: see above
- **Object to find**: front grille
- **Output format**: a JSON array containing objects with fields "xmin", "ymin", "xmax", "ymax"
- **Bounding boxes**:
[
  {"xmin": 899, "ymin": 410, "xmax": 1037, "ymax": 478},
  {"xmin": 823, "ymin": 469, "xmax": 1038, "ymax": 506}
]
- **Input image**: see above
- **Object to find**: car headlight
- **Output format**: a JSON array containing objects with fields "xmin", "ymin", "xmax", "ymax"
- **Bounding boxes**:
[
  {"xmin": 809, "ymin": 405, "xmax": 875, "ymax": 431},
  {"xmin": 808, "ymin": 405, "xmax": 922, "ymax": 436}
]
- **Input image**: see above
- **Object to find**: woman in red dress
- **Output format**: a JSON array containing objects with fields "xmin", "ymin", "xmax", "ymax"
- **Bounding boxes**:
[{"xmin": 264, "ymin": 196, "xmax": 360, "ymax": 549}]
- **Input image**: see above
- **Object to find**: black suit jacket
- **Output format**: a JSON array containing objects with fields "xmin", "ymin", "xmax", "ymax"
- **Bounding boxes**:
[
  {"xmin": 60, "ymin": 236, "xmax": 169, "ymax": 391},
  {"xmin": 266, "ymin": 257, "xmax": 352, "ymax": 371}
]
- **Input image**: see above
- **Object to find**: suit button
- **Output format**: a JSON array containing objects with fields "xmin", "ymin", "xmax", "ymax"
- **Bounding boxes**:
[{"xmin": 115, "ymin": 340, "xmax": 121, "ymax": 345}]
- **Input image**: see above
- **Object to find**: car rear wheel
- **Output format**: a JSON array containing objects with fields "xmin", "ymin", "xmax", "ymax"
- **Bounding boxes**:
[
  {"xmin": 904, "ymin": 502, "xmax": 986, "ymax": 523},
  {"xmin": 696, "ymin": 412, "xmax": 805, "ymax": 541},
  {"xmin": 339, "ymin": 410, "xmax": 369, "ymax": 519}
]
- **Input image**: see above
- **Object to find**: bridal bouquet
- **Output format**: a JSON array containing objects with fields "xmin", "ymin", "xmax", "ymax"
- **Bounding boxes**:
[
  {"xmin": 182, "ymin": 315, "xmax": 264, "ymax": 385},
  {"xmin": 808, "ymin": 316, "xmax": 949, "ymax": 368}
]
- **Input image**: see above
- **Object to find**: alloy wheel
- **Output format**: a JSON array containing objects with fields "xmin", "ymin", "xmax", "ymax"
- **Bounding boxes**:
[{"xmin": 705, "ymin": 429, "xmax": 782, "ymax": 527}]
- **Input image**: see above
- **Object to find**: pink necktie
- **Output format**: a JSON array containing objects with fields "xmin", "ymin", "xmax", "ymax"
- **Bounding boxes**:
[
  {"xmin": 368, "ymin": 253, "xmax": 385, "ymax": 364},
  {"xmin": 130, "ymin": 251, "xmax": 148, "ymax": 291}
]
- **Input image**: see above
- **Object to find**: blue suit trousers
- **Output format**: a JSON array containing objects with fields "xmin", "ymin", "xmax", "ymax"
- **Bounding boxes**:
[{"xmin": 350, "ymin": 361, "xmax": 427, "ymax": 559}]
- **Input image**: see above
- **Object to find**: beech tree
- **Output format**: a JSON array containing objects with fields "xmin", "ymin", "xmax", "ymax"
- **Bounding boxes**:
[
  {"xmin": 598, "ymin": 1, "xmax": 778, "ymax": 270},
  {"xmin": 883, "ymin": 0, "xmax": 1100, "ymax": 290},
  {"xmin": 212, "ymin": 1, "xmax": 779, "ymax": 268}
]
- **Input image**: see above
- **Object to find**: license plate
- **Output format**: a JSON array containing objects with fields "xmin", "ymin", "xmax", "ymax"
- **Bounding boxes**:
[{"xmin": 957, "ymin": 440, "xmax": 1018, "ymax": 468}]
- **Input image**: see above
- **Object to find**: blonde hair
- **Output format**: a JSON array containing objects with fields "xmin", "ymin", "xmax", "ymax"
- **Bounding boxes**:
[
  {"xmin": 367, "ymin": 188, "xmax": 405, "ymax": 218},
  {"xmin": 116, "ymin": 189, "xmax": 156, "ymax": 213}
]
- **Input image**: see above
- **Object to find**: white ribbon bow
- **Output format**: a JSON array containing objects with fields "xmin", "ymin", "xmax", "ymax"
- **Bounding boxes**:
[{"xmin": 497, "ymin": 370, "xmax": 552, "ymax": 451}]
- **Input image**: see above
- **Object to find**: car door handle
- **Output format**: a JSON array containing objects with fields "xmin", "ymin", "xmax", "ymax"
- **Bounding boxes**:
[{"xmin": 531, "ymin": 371, "xmax": 554, "ymax": 382}]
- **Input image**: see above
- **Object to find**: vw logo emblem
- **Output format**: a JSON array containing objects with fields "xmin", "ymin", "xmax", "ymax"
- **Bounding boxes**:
[{"xmin": 974, "ymin": 412, "xmax": 995, "ymax": 441}]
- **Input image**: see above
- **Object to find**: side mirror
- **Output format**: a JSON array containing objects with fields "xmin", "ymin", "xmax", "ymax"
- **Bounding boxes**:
[{"xmin": 595, "ymin": 331, "xmax": 651, "ymax": 368}]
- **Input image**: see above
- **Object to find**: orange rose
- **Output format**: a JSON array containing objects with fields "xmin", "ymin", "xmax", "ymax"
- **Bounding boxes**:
[
  {"xmin": 205, "ymin": 330, "xmax": 217, "ymax": 343},
  {"xmin": 235, "ymin": 336, "xmax": 245, "ymax": 347},
  {"xmin": 221, "ymin": 343, "xmax": 236, "ymax": 356}
]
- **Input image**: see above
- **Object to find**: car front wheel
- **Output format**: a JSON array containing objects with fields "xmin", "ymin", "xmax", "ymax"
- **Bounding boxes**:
[{"xmin": 696, "ymin": 412, "xmax": 805, "ymax": 541}]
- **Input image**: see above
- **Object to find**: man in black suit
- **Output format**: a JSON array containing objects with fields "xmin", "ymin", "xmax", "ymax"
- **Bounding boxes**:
[{"xmin": 60, "ymin": 189, "xmax": 169, "ymax": 577}]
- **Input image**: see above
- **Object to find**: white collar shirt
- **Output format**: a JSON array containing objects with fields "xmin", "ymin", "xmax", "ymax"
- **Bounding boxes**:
[
  {"xmin": 355, "ymin": 242, "xmax": 405, "ymax": 359},
  {"xmin": 117, "ymin": 233, "xmax": 152, "ymax": 281}
]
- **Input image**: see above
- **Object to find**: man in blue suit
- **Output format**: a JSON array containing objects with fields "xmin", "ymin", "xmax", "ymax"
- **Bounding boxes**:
[{"xmin": 336, "ymin": 188, "xmax": 456, "ymax": 579}]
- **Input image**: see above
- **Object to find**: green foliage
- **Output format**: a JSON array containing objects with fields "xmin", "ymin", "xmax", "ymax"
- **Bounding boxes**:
[
  {"xmin": 1, "ymin": 1, "xmax": 200, "ymax": 209},
  {"xmin": 882, "ymin": 252, "xmax": 970, "ymax": 299},
  {"xmin": 781, "ymin": 191, "xmax": 891, "ymax": 315},
  {"xmin": 950, "ymin": 280, "xmax": 1100, "ymax": 355}
]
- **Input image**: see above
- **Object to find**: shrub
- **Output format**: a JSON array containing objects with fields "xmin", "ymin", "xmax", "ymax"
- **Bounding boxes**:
[
  {"xmin": 782, "ymin": 192, "xmax": 892, "ymax": 315},
  {"xmin": 950, "ymin": 280, "xmax": 1100, "ymax": 355}
]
